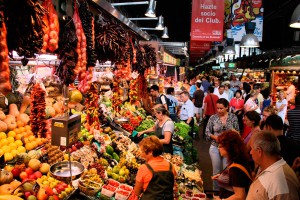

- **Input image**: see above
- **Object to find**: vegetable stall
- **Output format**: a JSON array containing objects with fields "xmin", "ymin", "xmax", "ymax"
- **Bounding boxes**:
[{"xmin": 0, "ymin": 0, "xmax": 204, "ymax": 200}]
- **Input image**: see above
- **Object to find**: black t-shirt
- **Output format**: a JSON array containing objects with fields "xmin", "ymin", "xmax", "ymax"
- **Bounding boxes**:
[
  {"xmin": 193, "ymin": 90, "xmax": 204, "ymax": 108},
  {"xmin": 277, "ymin": 135, "xmax": 300, "ymax": 166}
]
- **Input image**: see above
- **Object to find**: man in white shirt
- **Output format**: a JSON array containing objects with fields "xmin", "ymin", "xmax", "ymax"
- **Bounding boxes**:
[
  {"xmin": 216, "ymin": 85, "xmax": 229, "ymax": 101},
  {"xmin": 179, "ymin": 91, "xmax": 195, "ymax": 137},
  {"xmin": 286, "ymin": 80, "xmax": 296, "ymax": 103},
  {"xmin": 213, "ymin": 80, "xmax": 220, "ymax": 96}
]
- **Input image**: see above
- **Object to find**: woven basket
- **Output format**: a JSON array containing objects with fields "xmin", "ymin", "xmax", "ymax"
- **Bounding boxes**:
[{"xmin": 78, "ymin": 180, "xmax": 102, "ymax": 197}]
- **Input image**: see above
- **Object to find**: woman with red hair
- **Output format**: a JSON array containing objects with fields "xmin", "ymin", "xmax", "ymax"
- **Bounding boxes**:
[{"xmin": 212, "ymin": 130, "xmax": 252, "ymax": 200}]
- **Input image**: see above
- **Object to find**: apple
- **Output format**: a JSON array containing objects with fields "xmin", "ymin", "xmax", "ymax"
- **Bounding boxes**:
[
  {"xmin": 24, "ymin": 191, "xmax": 31, "ymax": 199},
  {"xmin": 44, "ymin": 185, "xmax": 54, "ymax": 195},
  {"xmin": 34, "ymin": 171, "xmax": 42, "ymax": 178},
  {"xmin": 28, "ymin": 174, "xmax": 36, "ymax": 180},
  {"xmin": 55, "ymin": 185, "xmax": 65, "ymax": 194},
  {"xmin": 25, "ymin": 167, "xmax": 34, "ymax": 175},
  {"xmin": 71, "ymin": 145, "xmax": 77, "ymax": 152},
  {"xmin": 19, "ymin": 171, "xmax": 28, "ymax": 180},
  {"xmin": 11, "ymin": 168, "xmax": 21, "ymax": 178}
]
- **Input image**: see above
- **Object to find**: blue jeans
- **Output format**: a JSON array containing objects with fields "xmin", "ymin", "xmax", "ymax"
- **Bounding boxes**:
[{"xmin": 209, "ymin": 144, "xmax": 228, "ymax": 191}]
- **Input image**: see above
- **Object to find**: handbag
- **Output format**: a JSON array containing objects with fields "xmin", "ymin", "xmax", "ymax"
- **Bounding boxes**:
[{"xmin": 228, "ymin": 163, "xmax": 253, "ymax": 181}]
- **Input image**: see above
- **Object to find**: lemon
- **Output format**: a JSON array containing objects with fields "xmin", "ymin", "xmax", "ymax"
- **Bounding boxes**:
[
  {"xmin": 15, "ymin": 140, "xmax": 23, "ymax": 147},
  {"xmin": 17, "ymin": 146, "xmax": 26, "ymax": 153},
  {"xmin": 7, "ymin": 136, "xmax": 14, "ymax": 143},
  {"xmin": 0, "ymin": 149, "xmax": 4, "ymax": 156},
  {"xmin": 11, "ymin": 149, "xmax": 19, "ymax": 157},
  {"xmin": 9, "ymin": 143, "xmax": 17, "ymax": 150},
  {"xmin": 7, "ymin": 131, "xmax": 16, "ymax": 138},
  {"xmin": 1, "ymin": 138, "xmax": 9, "ymax": 146},
  {"xmin": 0, "ymin": 132, "xmax": 6, "ymax": 140},
  {"xmin": 2, "ymin": 145, "xmax": 11, "ymax": 153},
  {"xmin": 4, "ymin": 152, "xmax": 13, "ymax": 162}
]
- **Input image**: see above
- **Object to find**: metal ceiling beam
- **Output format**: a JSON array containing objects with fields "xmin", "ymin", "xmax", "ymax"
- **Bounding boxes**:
[
  {"xmin": 111, "ymin": 1, "xmax": 149, "ymax": 6},
  {"xmin": 89, "ymin": 0, "xmax": 151, "ymax": 40}
]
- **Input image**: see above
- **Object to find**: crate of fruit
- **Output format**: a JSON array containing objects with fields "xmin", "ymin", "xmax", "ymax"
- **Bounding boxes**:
[
  {"xmin": 119, "ymin": 184, "xmax": 133, "ymax": 192},
  {"xmin": 115, "ymin": 189, "xmax": 131, "ymax": 200},
  {"xmin": 78, "ymin": 179, "xmax": 102, "ymax": 197}
]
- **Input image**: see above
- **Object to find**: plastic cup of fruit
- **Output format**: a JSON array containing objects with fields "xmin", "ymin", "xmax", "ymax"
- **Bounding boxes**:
[
  {"xmin": 115, "ymin": 189, "xmax": 130, "ymax": 200},
  {"xmin": 101, "ymin": 185, "xmax": 117, "ymax": 197}
]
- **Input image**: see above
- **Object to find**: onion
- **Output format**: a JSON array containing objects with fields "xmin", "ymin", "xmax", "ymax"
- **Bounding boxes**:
[
  {"xmin": 49, "ymin": 31, "xmax": 58, "ymax": 39},
  {"xmin": 44, "ymin": 34, "xmax": 49, "ymax": 41},
  {"xmin": 49, "ymin": 23, "xmax": 55, "ymax": 29}
]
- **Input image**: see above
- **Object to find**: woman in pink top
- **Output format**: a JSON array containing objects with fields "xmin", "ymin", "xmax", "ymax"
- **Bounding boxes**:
[{"xmin": 230, "ymin": 90, "xmax": 245, "ymax": 132}]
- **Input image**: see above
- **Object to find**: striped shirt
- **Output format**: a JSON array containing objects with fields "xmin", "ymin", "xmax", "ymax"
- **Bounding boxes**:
[
  {"xmin": 287, "ymin": 106, "xmax": 300, "ymax": 142},
  {"xmin": 246, "ymin": 159, "xmax": 300, "ymax": 200}
]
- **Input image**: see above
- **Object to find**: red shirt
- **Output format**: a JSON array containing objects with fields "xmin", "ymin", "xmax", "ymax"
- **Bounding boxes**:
[
  {"xmin": 230, "ymin": 97, "xmax": 244, "ymax": 111},
  {"xmin": 204, "ymin": 94, "xmax": 219, "ymax": 115}
]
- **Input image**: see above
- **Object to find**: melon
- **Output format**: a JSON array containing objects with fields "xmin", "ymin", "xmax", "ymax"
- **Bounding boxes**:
[{"xmin": 69, "ymin": 89, "xmax": 83, "ymax": 103}]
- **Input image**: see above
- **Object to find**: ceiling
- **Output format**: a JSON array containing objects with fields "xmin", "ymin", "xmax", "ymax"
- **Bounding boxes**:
[{"xmin": 105, "ymin": 0, "xmax": 300, "ymax": 65}]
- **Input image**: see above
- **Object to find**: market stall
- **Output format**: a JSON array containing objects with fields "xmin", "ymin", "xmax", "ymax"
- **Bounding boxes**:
[{"xmin": 0, "ymin": 0, "xmax": 205, "ymax": 200}]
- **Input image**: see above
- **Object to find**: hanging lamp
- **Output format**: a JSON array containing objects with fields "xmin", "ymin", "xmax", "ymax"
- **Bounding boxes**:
[
  {"xmin": 290, "ymin": 3, "xmax": 300, "ymax": 28},
  {"xmin": 240, "ymin": 22, "xmax": 260, "ymax": 47},
  {"xmin": 161, "ymin": 26, "xmax": 169, "ymax": 38},
  {"xmin": 155, "ymin": 16, "xmax": 164, "ymax": 30},
  {"xmin": 223, "ymin": 38, "xmax": 236, "ymax": 55},
  {"xmin": 145, "ymin": 0, "xmax": 156, "ymax": 17}
]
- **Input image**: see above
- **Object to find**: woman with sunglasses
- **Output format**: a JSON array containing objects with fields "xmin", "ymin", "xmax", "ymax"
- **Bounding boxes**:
[
  {"xmin": 205, "ymin": 98, "xmax": 240, "ymax": 192},
  {"xmin": 213, "ymin": 130, "xmax": 252, "ymax": 200},
  {"xmin": 138, "ymin": 104, "xmax": 174, "ymax": 154}
]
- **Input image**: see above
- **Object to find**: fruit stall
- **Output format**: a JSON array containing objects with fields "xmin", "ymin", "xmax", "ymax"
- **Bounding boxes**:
[{"xmin": 0, "ymin": 0, "xmax": 204, "ymax": 200}]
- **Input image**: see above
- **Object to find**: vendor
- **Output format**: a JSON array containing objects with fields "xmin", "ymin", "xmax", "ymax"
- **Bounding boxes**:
[
  {"xmin": 138, "ymin": 104, "xmax": 174, "ymax": 154},
  {"xmin": 131, "ymin": 135, "xmax": 177, "ymax": 199}
]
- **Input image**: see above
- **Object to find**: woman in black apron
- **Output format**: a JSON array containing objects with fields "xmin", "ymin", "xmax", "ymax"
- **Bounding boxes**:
[
  {"xmin": 130, "ymin": 136, "xmax": 177, "ymax": 200},
  {"xmin": 138, "ymin": 104, "xmax": 174, "ymax": 154}
]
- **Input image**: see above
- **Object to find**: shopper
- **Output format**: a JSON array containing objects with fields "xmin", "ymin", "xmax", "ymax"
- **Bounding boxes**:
[
  {"xmin": 213, "ymin": 79, "xmax": 220, "ymax": 96},
  {"xmin": 137, "ymin": 87, "xmax": 154, "ymax": 116},
  {"xmin": 216, "ymin": 85, "xmax": 229, "ymax": 101},
  {"xmin": 287, "ymin": 93, "xmax": 300, "ymax": 142},
  {"xmin": 230, "ymin": 90, "xmax": 245, "ymax": 133},
  {"xmin": 244, "ymin": 90, "xmax": 260, "ymax": 114},
  {"xmin": 213, "ymin": 130, "xmax": 252, "ymax": 199},
  {"xmin": 179, "ymin": 91, "xmax": 195, "ymax": 137},
  {"xmin": 138, "ymin": 104, "xmax": 174, "ymax": 154},
  {"xmin": 286, "ymin": 80, "xmax": 296, "ymax": 104},
  {"xmin": 224, "ymin": 83, "xmax": 234, "ymax": 101},
  {"xmin": 200, "ymin": 76, "xmax": 210, "ymax": 95},
  {"xmin": 259, "ymin": 105, "xmax": 276, "ymax": 130},
  {"xmin": 189, "ymin": 75, "xmax": 197, "ymax": 98},
  {"xmin": 202, "ymin": 86, "xmax": 219, "ymax": 138},
  {"xmin": 261, "ymin": 87, "xmax": 272, "ymax": 113},
  {"xmin": 242, "ymin": 111, "xmax": 261, "ymax": 149},
  {"xmin": 192, "ymin": 82, "xmax": 204, "ymax": 125},
  {"xmin": 132, "ymin": 136, "xmax": 177, "ymax": 199},
  {"xmin": 247, "ymin": 131, "xmax": 300, "ymax": 200},
  {"xmin": 275, "ymin": 90, "xmax": 287, "ymax": 124},
  {"xmin": 253, "ymin": 84, "xmax": 263, "ymax": 111},
  {"xmin": 166, "ymin": 87, "xmax": 180, "ymax": 122},
  {"xmin": 150, "ymin": 85, "xmax": 168, "ymax": 110},
  {"xmin": 205, "ymin": 98, "xmax": 239, "ymax": 191},
  {"xmin": 230, "ymin": 75, "xmax": 241, "ymax": 93},
  {"xmin": 264, "ymin": 114, "xmax": 300, "ymax": 167}
]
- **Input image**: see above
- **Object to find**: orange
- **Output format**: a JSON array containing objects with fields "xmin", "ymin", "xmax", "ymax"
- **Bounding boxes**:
[
  {"xmin": 13, "ymin": 128, "xmax": 20, "ymax": 135},
  {"xmin": 28, "ymin": 135, "xmax": 36, "ymax": 142},
  {"xmin": 19, "ymin": 127, "xmax": 26, "ymax": 133},
  {"xmin": 17, "ymin": 121, "xmax": 25, "ymax": 128},
  {"xmin": 17, "ymin": 146, "xmax": 26, "ymax": 153},
  {"xmin": 22, "ymin": 132, "xmax": 29, "ymax": 138},
  {"xmin": 23, "ymin": 138, "xmax": 29, "ymax": 144},
  {"xmin": 36, "ymin": 138, "xmax": 43, "ymax": 146},
  {"xmin": 25, "ymin": 143, "xmax": 34, "ymax": 151},
  {"xmin": 25, "ymin": 125, "xmax": 31, "ymax": 131},
  {"xmin": 32, "ymin": 141, "xmax": 38, "ymax": 148},
  {"xmin": 15, "ymin": 134, "xmax": 23, "ymax": 140},
  {"xmin": 26, "ymin": 130, "xmax": 34, "ymax": 136}
]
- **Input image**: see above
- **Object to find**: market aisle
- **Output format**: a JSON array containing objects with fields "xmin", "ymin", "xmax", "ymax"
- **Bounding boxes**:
[{"xmin": 193, "ymin": 124, "xmax": 214, "ymax": 194}]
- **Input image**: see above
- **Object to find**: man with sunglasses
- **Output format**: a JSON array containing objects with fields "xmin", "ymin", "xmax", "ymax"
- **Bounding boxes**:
[{"xmin": 179, "ymin": 91, "xmax": 195, "ymax": 137}]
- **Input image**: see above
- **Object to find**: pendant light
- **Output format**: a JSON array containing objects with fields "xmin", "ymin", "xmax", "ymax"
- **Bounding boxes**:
[
  {"xmin": 161, "ymin": 26, "xmax": 169, "ymax": 38},
  {"xmin": 223, "ymin": 38, "xmax": 236, "ymax": 55},
  {"xmin": 145, "ymin": 0, "xmax": 156, "ymax": 17},
  {"xmin": 240, "ymin": 22, "xmax": 260, "ymax": 47},
  {"xmin": 155, "ymin": 16, "xmax": 164, "ymax": 30},
  {"xmin": 290, "ymin": 3, "xmax": 300, "ymax": 28}
]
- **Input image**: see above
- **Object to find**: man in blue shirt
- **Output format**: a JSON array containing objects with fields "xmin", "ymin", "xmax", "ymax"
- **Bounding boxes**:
[
  {"xmin": 189, "ymin": 75, "xmax": 197, "ymax": 98},
  {"xmin": 200, "ymin": 76, "xmax": 211, "ymax": 95},
  {"xmin": 179, "ymin": 91, "xmax": 195, "ymax": 137}
]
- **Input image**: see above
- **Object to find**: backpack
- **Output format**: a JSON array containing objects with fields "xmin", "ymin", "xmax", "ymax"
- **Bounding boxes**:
[{"xmin": 158, "ymin": 94, "xmax": 176, "ymax": 115}]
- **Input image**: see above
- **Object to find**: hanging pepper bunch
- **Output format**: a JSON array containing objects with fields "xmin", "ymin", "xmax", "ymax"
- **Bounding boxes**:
[
  {"xmin": 78, "ymin": 0, "xmax": 96, "ymax": 68},
  {"xmin": 129, "ymin": 78, "xmax": 138, "ymax": 104},
  {"xmin": 84, "ymin": 82, "xmax": 101, "ymax": 132},
  {"xmin": 29, "ymin": 83, "xmax": 47, "ymax": 138},
  {"xmin": 137, "ymin": 74, "xmax": 147, "ymax": 99},
  {"xmin": 55, "ymin": 17, "xmax": 78, "ymax": 86}
]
